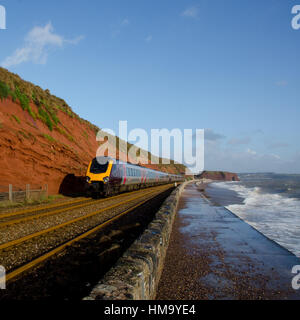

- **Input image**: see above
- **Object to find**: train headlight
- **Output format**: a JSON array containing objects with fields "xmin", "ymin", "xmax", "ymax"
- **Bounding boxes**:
[
  {"xmin": 86, "ymin": 176, "xmax": 91, "ymax": 183},
  {"xmin": 103, "ymin": 177, "xmax": 109, "ymax": 183}
]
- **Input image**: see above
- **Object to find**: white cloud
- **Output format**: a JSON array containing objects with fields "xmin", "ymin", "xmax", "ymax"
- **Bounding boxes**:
[
  {"xmin": 65, "ymin": 35, "xmax": 85, "ymax": 45},
  {"xmin": 121, "ymin": 19, "xmax": 130, "ymax": 26},
  {"xmin": 271, "ymin": 154, "xmax": 281, "ymax": 160},
  {"xmin": 246, "ymin": 148, "xmax": 257, "ymax": 156},
  {"xmin": 228, "ymin": 137, "xmax": 251, "ymax": 145},
  {"xmin": 275, "ymin": 80, "xmax": 288, "ymax": 87},
  {"xmin": 205, "ymin": 129, "xmax": 225, "ymax": 141},
  {"xmin": 145, "ymin": 35, "xmax": 152, "ymax": 42},
  {"xmin": 1, "ymin": 22, "xmax": 84, "ymax": 68},
  {"xmin": 112, "ymin": 19, "xmax": 130, "ymax": 38},
  {"xmin": 204, "ymin": 141, "xmax": 284, "ymax": 173},
  {"xmin": 181, "ymin": 6, "xmax": 199, "ymax": 18},
  {"xmin": 268, "ymin": 142, "xmax": 289, "ymax": 149},
  {"xmin": 203, "ymin": 134, "xmax": 299, "ymax": 173}
]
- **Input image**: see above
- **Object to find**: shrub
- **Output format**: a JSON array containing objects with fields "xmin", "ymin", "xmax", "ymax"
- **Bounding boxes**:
[
  {"xmin": 0, "ymin": 81, "xmax": 9, "ymax": 100},
  {"xmin": 12, "ymin": 115, "xmax": 21, "ymax": 124},
  {"xmin": 38, "ymin": 106, "xmax": 53, "ymax": 131},
  {"xmin": 46, "ymin": 116, "xmax": 53, "ymax": 131},
  {"xmin": 27, "ymin": 105, "xmax": 36, "ymax": 119},
  {"xmin": 15, "ymin": 86, "xmax": 30, "ymax": 111},
  {"xmin": 82, "ymin": 130, "xmax": 89, "ymax": 140},
  {"xmin": 66, "ymin": 134, "xmax": 74, "ymax": 142},
  {"xmin": 10, "ymin": 91, "xmax": 17, "ymax": 102},
  {"xmin": 48, "ymin": 109, "xmax": 60, "ymax": 125},
  {"xmin": 43, "ymin": 134, "xmax": 56, "ymax": 143},
  {"xmin": 18, "ymin": 130, "xmax": 29, "ymax": 139}
]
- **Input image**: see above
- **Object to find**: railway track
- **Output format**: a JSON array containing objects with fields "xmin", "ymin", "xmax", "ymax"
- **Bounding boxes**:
[
  {"xmin": 0, "ymin": 198, "xmax": 97, "ymax": 226},
  {"xmin": 0, "ymin": 186, "xmax": 159, "ymax": 225},
  {"xmin": 0, "ymin": 184, "xmax": 173, "ymax": 285}
]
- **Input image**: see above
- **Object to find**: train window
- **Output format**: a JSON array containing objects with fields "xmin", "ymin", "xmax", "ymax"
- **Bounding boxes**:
[
  {"xmin": 111, "ymin": 164, "xmax": 116, "ymax": 177},
  {"xmin": 90, "ymin": 158, "xmax": 109, "ymax": 174}
]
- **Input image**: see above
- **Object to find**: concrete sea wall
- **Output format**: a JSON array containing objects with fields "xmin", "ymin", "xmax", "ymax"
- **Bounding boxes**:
[{"xmin": 84, "ymin": 182, "xmax": 189, "ymax": 300}]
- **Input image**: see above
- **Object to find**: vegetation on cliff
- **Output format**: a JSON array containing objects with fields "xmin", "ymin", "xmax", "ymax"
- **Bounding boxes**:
[{"xmin": 0, "ymin": 67, "xmax": 95, "ymax": 133}]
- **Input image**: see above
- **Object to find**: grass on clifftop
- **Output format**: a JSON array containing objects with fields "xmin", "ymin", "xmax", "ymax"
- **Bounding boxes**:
[{"xmin": 0, "ymin": 67, "xmax": 99, "ymax": 134}]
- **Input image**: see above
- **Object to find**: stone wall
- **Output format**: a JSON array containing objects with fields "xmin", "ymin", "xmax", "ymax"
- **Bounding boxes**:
[{"xmin": 84, "ymin": 182, "xmax": 189, "ymax": 300}]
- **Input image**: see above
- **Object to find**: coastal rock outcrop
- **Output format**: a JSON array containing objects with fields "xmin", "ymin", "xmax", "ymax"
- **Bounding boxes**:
[{"xmin": 197, "ymin": 171, "xmax": 240, "ymax": 182}]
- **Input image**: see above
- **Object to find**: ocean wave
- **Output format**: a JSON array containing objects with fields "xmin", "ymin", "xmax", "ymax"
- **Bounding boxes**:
[{"xmin": 211, "ymin": 182, "xmax": 300, "ymax": 258}]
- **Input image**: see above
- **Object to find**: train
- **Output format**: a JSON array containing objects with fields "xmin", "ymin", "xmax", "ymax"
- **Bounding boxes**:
[{"xmin": 85, "ymin": 156, "xmax": 184, "ymax": 197}]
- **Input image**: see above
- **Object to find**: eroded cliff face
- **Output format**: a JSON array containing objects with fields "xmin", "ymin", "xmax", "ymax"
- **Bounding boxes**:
[
  {"xmin": 0, "ymin": 68, "xmax": 185, "ymax": 195},
  {"xmin": 0, "ymin": 97, "xmax": 98, "ymax": 194},
  {"xmin": 198, "ymin": 171, "xmax": 240, "ymax": 182},
  {"xmin": 0, "ymin": 97, "xmax": 186, "ymax": 194}
]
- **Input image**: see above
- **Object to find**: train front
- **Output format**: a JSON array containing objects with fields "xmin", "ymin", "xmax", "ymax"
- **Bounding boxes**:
[{"xmin": 85, "ymin": 157, "xmax": 112, "ymax": 197}]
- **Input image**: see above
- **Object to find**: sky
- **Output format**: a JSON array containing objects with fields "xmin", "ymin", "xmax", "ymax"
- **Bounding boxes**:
[{"xmin": 0, "ymin": 0, "xmax": 300, "ymax": 173}]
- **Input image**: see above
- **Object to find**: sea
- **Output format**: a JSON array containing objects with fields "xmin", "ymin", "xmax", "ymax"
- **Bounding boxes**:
[{"xmin": 205, "ymin": 173, "xmax": 300, "ymax": 258}]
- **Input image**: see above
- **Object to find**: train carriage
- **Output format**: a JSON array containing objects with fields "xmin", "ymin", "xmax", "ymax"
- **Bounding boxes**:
[{"xmin": 85, "ymin": 156, "xmax": 184, "ymax": 198}]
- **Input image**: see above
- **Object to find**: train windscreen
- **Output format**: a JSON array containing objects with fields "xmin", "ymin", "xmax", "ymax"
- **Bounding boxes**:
[{"xmin": 90, "ymin": 158, "xmax": 109, "ymax": 174}]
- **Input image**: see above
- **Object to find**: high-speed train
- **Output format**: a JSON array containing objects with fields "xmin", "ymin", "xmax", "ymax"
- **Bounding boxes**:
[{"xmin": 85, "ymin": 156, "xmax": 184, "ymax": 197}]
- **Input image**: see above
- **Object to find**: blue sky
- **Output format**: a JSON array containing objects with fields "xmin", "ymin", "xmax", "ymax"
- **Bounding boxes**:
[{"xmin": 0, "ymin": 0, "xmax": 300, "ymax": 173}]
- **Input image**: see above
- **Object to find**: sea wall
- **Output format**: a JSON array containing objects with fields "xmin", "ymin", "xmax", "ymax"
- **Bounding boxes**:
[{"xmin": 84, "ymin": 182, "xmax": 189, "ymax": 300}]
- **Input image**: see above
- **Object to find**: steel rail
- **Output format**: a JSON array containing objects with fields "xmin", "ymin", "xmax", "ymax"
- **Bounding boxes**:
[
  {"xmin": 4, "ymin": 186, "xmax": 171, "ymax": 283},
  {"xmin": 0, "ymin": 185, "xmax": 170, "ymax": 227},
  {"xmin": 0, "ymin": 185, "xmax": 170, "ymax": 251},
  {"xmin": 0, "ymin": 197, "xmax": 92, "ymax": 219}
]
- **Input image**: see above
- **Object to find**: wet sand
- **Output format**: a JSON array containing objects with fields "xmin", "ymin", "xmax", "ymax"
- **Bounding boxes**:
[
  {"xmin": 156, "ymin": 182, "xmax": 300, "ymax": 300},
  {"xmin": 204, "ymin": 182, "xmax": 244, "ymax": 207}
]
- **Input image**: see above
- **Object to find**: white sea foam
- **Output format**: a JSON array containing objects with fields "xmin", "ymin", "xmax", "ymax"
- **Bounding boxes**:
[{"xmin": 211, "ymin": 182, "xmax": 300, "ymax": 257}]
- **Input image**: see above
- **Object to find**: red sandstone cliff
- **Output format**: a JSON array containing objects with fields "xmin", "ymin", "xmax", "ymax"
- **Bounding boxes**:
[{"xmin": 0, "ymin": 68, "xmax": 185, "ymax": 194}]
